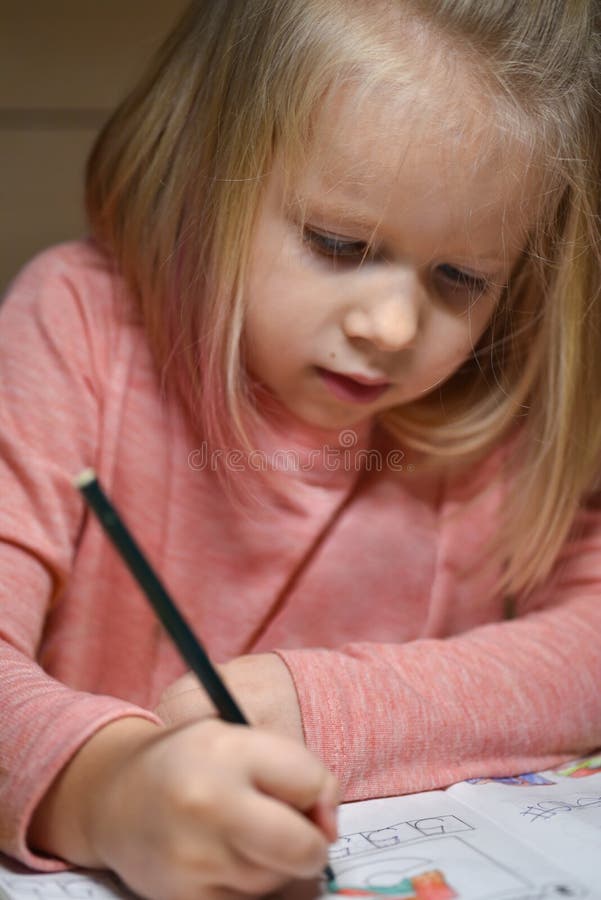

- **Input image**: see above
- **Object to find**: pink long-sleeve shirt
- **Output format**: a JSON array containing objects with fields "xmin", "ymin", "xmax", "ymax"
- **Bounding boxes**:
[{"xmin": 1, "ymin": 241, "xmax": 600, "ymax": 871}]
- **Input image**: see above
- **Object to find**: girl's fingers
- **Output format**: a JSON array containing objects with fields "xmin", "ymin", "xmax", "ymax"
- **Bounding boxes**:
[
  {"xmin": 225, "ymin": 788, "xmax": 330, "ymax": 879},
  {"xmin": 120, "ymin": 721, "xmax": 337, "ymax": 893},
  {"xmin": 242, "ymin": 728, "xmax": 338, "ymax": 818},
  {"xmin": 159, "ymin": 881, "xmax": 275, "ymax": 900},
  {"xmin": 215, "ymin": 727, "xmax": 338, "ymax": 876},
  {"xmin": 308, "ymin": 794, "xmax": 339, "ymax": 844},
  {"xmin": 221, "ymin": 844, "xmax": 294, "ymax": 896}
]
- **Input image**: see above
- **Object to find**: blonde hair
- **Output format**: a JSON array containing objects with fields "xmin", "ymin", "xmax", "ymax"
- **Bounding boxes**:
[{"xmin": 86, "ymin": 0, "xmax": 601, "ymax": 600}]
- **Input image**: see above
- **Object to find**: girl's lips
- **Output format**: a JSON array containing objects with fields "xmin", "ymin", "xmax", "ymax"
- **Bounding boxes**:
[{"xmin": 316, "ymin": 367, "xmax": 391, "ymax": 404}]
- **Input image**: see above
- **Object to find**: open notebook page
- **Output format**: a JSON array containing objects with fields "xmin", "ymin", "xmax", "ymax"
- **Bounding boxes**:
[{"xmin": 446, "ymin": 754, "xmax": 601, "ymax": 894}]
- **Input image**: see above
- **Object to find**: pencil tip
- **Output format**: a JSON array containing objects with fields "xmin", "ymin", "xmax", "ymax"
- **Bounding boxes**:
[{"xmin": 74, "ymin": 468, "xmax": 97, "ymax": 489}]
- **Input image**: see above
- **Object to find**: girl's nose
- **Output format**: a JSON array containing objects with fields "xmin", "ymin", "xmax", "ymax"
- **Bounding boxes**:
[{"xmin": 343, "ymin": 284, "xmax": 420, "ymax": 353}]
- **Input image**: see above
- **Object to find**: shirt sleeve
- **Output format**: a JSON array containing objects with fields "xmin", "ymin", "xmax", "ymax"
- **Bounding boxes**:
[
  {"xmin": 276, "ymin": 500, "xmax": 601, "ymax": 802},
  {"xmin": 0, "ymin": 247, "xmax": 160, "ymax": 870}
]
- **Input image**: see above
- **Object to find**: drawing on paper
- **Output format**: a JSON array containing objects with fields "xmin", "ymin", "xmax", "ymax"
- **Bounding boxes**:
[
  {"xmin": 465, "ymin": 773, "xmax": 555, "ymax": 787},
  {"xmin": 0, "ymin": 871, "xmax": 130, "ymax": 900},
  {"xmin": 520, "ymin": 794, "xmax": 601, "ymax": 823},
  {"xmin": 328, "ymin": 867, "xmax": 456, "ymax": 899},
  {"xmin": 330, "ymin": 816, "xmax": 474, "ymax": 861},
  {"xmin": 555, "ymin": 755, "xmax": 601, "ymax": 779},
  {"xmin": 325, "ymin": 812, "xmax": 588, "ymax": 900}
]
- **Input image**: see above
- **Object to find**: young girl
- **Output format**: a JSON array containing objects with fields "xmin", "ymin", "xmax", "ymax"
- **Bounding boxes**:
[{"xmin": 1, "ymin": 1, "xmax": 600, "ymax": 898}]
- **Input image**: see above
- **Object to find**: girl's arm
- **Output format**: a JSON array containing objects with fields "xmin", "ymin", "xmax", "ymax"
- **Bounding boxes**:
[
  {"xmin": 159, "ymin": 509, "xmax": 601, "ymax": 800},
  {"xmin": 155, "ymin": 651, "xmax": 306, "ymax": 741},
  {"xmin": 0, "ymin": 247, "xmax": 162, "ymax": 868},
  {"xmin": 279, "ymin": 589, "xmax": 600, "ymax": 799}
]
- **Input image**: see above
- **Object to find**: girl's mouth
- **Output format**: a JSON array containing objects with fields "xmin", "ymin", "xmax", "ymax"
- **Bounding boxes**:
[{"xmin": 316, "ymin": 367, "xmax": 391, "ymax": 404}]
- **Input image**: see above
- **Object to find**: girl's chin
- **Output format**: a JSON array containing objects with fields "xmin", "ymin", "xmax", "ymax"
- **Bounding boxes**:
[
  {"xmin": 287, "ymin": 401, "xmax": 377, "ymax": 432},
  {"xmin": 250, "ymin": 375, "xmax": 381, "ymax": 431}
]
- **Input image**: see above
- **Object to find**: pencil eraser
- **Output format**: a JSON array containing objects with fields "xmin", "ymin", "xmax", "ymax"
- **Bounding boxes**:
[{"xmin": 74, "ymin": 468, "xmax": 97, "ymax": 489}]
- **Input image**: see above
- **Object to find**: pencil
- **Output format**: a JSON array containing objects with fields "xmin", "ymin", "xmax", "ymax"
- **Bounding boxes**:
[
  {"xmin": 75, "ymin": 468, "xmax": 247, "ymax": 724},
  {"xmin": 74, "ymin": 468, "xmax": 336, "ymax": 883}
]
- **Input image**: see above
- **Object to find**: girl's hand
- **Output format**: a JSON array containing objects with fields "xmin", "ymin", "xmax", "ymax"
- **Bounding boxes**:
[
  {"xmin": 30, "ymin": 716, "xmax": 338, "ymax": 900},
  {"xmin": 156, "ymin": 653, "xmax": 305, "ymax": 742}
]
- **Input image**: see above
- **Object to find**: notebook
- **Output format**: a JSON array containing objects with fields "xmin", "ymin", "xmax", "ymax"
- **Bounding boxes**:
[{"xmin": 1, "ymin": 752, "xmax": 599, "ymax": 900}]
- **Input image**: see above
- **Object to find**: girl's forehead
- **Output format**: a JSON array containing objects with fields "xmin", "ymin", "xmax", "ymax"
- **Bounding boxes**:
[
  {"xmin": 283, "ymin": 80, "xmax": 542, "ymax": 252},
  {"xmin": 308, "ymin": 75, "xmax": 531, "ymax": 186}
]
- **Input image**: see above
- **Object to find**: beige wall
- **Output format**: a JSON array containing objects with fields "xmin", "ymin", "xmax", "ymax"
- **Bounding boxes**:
[{"xmin": 0, "ymin": 1, "xmax": 187, "ymax": 292}]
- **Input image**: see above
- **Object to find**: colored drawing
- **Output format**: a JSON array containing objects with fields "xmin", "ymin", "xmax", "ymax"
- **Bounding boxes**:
[
  {"xmin": 329, "ymin": 868, "xmax": 456, "ymax": 899},
  {"xmin": 326, "ymin": 832, "xmax": 528, "ymax": 897},
  {"xmin": 465, "ymin": 772, "xmax": 555, "ymax": 786},
  {"xmin": 555, "ymin": 755, "xmax": 601, "ymax": 779}
]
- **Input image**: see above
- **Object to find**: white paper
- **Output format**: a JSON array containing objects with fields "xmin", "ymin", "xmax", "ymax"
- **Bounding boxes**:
[
  {"xmin": 448, "ymin": 755, "xmax": 601, "ymax": 894},
  {"xmin": 323, "ymin": 789, "xmax": 589, "ymax": 899},
  {"xmin": 0, "ymin": 859, "xmax": 130, "ymax": 900}
]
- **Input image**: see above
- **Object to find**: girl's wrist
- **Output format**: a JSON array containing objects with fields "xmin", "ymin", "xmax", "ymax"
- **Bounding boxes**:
[{"xmin": 28, "ymin": 717, "xmax": 161, "ymax": 867}]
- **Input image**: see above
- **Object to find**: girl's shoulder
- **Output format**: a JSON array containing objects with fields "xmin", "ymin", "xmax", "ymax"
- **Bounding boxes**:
[
  {"xmin": 2, "ymin": 238, "xmax": 124, "ymax": 320},
  {"xmin": 1, "ymin": 239, "xmax": 139, "ymax": 381}
]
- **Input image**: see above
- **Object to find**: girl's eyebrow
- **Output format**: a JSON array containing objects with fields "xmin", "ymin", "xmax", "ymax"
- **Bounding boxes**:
[
  {"xmin": 289, "ymin": 195, "xmax": 510, "ymax": 269},
  {"xmin": 289, "ymin": 194, "xmax": 377, "ymax": 230}
]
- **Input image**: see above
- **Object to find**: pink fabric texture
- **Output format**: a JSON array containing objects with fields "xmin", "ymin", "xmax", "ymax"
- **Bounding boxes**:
[{"xmin": 1, "ymin": 242, "xmax": 599, "ymax": 870}]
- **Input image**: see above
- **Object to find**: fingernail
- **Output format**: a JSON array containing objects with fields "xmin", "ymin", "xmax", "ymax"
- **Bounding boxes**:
[
  {"xmin": 322, "ymin": 804, "xmax": 338, "ymax": 842},
  {"xmin": 319, "ymin": 776, "xmax": 340, "ymax": 810},
  {"xmin": 316, "ymin": 781, "xmax": 339, "ymax": 842}
]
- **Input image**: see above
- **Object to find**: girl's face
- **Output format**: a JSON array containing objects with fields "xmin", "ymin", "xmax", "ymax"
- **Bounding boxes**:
[{"xmin": 243, "ymin": 74, "xmax": 537, "ymax": 431}]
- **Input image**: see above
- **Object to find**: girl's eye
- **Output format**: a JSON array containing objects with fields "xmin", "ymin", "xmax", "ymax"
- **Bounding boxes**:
[
  {"xmin": 303, "ymin": 228, "xmax": 371, "ymax": 261},
  {"xmin": 303, "ymin": 229, "xmax": 490, "ymax": 295},
  {"xmin": 436, "ymin": 263, "xmax": 489, "ymax": 296}
]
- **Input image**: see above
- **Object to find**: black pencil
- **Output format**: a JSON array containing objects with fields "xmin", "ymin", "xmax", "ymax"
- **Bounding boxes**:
[
  {"xmin": 74, "ymin": 468, "xmax": 336, "ymax": 884},
  {"xmin": 75, "ymin": 468, "xmax": 247, "ymax": 724}
]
